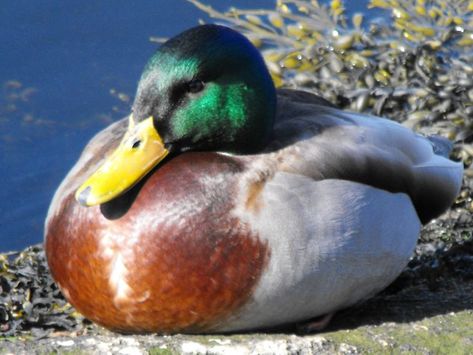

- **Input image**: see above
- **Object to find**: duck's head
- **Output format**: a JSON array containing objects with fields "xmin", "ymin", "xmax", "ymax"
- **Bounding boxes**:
[{"xmin": 75, "ymin": 24, "xmax": 276, "ymax": 207}]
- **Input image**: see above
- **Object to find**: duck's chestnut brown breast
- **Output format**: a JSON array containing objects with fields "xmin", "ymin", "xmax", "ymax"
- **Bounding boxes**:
[{"xmin": 45, "ymin": 152, "xmax": 270, "ymax": 333}]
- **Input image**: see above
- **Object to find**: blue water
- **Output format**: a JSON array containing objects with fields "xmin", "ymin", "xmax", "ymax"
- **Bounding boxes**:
[{"xmin": 0, "ymin": 0, "xmax": 374, "ymax": 251}]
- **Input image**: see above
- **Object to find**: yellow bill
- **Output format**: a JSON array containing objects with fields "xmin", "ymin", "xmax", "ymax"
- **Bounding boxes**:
[{"xmin": 75, "ymin": 115, "xmax": 169, "ymax": 207}]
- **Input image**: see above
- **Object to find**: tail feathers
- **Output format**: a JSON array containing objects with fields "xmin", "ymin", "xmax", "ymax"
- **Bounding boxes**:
[
  {"xmin": 427, "ymin": 135, "xmax": 454, "ymax": 158},
  {"xmin": 412, "ymin": 156, "xmax": 463, "ymax": 223}
]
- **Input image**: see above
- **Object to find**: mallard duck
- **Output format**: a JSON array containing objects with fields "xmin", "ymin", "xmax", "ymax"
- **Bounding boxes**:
[{"xmin": 44, "ymin": 24, "xmax": 463, "ymax": 334}]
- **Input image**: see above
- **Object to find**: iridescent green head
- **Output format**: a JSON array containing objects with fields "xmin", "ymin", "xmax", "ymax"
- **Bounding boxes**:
[
  {"xmin": 133, "ymin": 24, "xmax": 276, "ymax": 154},
  {"xmin": 75, "ymin": 25, "xmax": 277, "ymax": 207}
]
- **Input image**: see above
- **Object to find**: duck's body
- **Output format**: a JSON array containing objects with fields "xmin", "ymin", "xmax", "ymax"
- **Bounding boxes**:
[{"xmin": 45, "ymin": 25, "xmax": 463, "ymax": 334}]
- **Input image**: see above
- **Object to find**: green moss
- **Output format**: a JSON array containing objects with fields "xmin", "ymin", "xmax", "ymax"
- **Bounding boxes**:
[
  {"xmin": 148, "ymin": 347, "xmax": 176, "ymax": 355},
  {"xmin": 324, "ymin": 311, "xmax": 473, "ymax": 353},
  {"xmin": 48, "ymin": 351, "xmax": 88, "ymax": 355}
]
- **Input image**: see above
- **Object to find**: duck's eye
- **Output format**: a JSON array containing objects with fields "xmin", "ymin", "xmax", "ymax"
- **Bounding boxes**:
[
  {"xmin": 187, "ymin": 79, "xmax": 204, "ymax": 94},
  {"xmin": 131, "ymin": 140, "xmax": 141, "ymax": 149}
]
